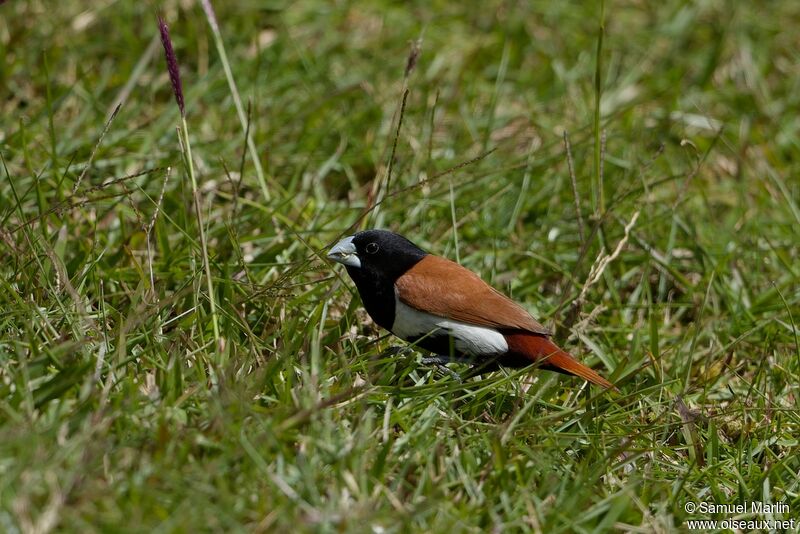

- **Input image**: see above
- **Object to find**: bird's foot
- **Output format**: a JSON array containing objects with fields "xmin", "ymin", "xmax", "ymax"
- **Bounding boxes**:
[
  {"xmin": 420, "ymin": 356, "xmax": 463, "ymax": 382},
  {"xmin": 420, "ymin": 355, "xmax": 452, "ymax": 366}
]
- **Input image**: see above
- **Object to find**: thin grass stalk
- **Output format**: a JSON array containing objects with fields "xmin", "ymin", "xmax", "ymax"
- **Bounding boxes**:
[
  {"xmin": 593, "ymin": 0, "xmax": 606, "ymax": 215},
  {"xmin": 159, "ymin": 15, "xmax": 221, "ymax": 351},
  {"xmin": 563, "ymin": 131, "xmax": 585, "ymax": 244},
  {"xmin": 180, "ymin": 117, "xmax": 221, "ymax": 347},
  {"xmin": 200, "ymin": 0, "xmax": 271, "ymax": 202}
]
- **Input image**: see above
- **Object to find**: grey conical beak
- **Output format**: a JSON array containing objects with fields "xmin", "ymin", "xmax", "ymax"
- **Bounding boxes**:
[{"xmin": 327, "ymin": 236, "xmax": 361, "ymax": 268}]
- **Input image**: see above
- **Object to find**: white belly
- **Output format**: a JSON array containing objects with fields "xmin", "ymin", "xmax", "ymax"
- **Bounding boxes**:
[{"xmin": 391, "ymin": 296, "xmax": 508, "ymax": 356}]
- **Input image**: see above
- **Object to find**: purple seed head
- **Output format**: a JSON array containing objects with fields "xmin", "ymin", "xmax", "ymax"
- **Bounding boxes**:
[
  {"xmin": 405, "ymin": 39, "xmax": 422, "ymax": 78},
  {"xmin": 158, "ymin": 16, "xmax": 185, "ymax": 117}
]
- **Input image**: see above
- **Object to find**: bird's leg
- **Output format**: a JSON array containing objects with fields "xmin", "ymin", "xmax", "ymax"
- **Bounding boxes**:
[
  {"xmin": 420, "ymin": 355, "xmax": 463, "ymax": 382},
  {"xmin": 420, "ymin": 354, "xmax": 452, "ymax": 366}
]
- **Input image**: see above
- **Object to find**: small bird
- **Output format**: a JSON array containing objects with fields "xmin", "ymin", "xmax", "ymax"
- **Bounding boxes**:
[{"xmin": 328, "ymin": 229, "xmax": 614, "ymax": 389}]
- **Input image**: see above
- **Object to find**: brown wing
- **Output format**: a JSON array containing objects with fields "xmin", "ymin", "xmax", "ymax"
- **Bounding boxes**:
[{"xmin": 395, "ymin": 255, "xmax": 551, "ymax": 335}]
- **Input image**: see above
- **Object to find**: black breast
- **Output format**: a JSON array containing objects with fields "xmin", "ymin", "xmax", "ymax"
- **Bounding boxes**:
[
  {"xmin": 346, "ymin": 264, "xmax": 397, "ymax": 330},
  {"xmin": 342, "ymin": 230, "xmax": 427, "ymax": 332}
]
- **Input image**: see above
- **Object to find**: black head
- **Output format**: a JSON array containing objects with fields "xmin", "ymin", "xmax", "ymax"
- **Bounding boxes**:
[
  {"xmin": 328, "ymin": 229, "xmax": 427, "ymax": 328},
  {"xmin": 328, "ymin": 229, "xmax": 426, "ymax": 281}
]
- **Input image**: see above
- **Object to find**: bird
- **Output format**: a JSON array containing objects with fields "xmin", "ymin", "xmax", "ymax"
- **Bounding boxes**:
[{"xmin": 327, "ymin": 229, "xmax": 614, "ymax": 389}]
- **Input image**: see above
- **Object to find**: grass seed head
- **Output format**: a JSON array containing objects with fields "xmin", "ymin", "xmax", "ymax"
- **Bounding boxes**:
[{"xmin": 158, "ymin": 15, "xmax": 185, "ymax": 117}]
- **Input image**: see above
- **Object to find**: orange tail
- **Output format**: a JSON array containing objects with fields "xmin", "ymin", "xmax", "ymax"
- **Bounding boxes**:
[{"xmin": 504, "ymin": 333, "xmax": 615, "ymax": 389}]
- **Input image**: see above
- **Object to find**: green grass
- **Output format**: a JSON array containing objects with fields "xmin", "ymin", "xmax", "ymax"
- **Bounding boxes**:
[{"xmin": 1, "ymin": 1, "xmax": 799, "ymax": 532}]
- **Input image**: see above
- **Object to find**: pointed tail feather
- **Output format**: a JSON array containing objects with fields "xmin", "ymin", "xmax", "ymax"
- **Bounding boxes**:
[{"xmin": 504, "ymin": 333, "xmax": 615, "ymax": 389}]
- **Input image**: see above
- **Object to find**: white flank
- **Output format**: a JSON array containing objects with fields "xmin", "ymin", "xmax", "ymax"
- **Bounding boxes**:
[{"xmin": 391, "ymin": 296, "xmax": 508, "ymax": 357}]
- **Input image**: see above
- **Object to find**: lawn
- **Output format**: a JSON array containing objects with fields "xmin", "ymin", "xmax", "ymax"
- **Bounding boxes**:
[{"xmin": 1, "ymin": 1, "xmax": 799, "ymax": 532}]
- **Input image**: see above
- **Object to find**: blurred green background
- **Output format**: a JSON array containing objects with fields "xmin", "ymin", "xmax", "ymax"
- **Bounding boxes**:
[{"xmin": 1, "ymin": 1, "xmax": 798, "ymax": 532}]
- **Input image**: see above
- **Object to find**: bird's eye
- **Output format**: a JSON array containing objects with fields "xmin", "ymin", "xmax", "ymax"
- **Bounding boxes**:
[{"xmin": 365, "ymin": 242, "xmax": 379, "ymax": 254}]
